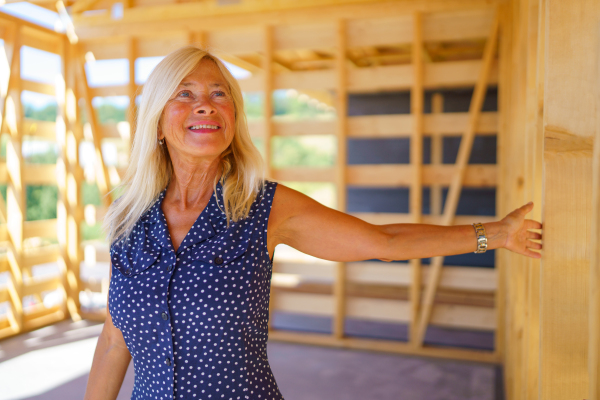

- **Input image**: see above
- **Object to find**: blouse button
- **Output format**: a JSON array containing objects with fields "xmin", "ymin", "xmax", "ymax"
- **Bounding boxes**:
[
  {"xmin": 125, "ymin": 268, "xmax": 132, "ymax": 275},
  {"xmin": 161, "ymin": 312, "xmax": 168, "ymax": 320},
  {"xmin": 167, "ymin": 265, "xmax": 173, "ymax": 272},
  {"xmin": 214, "ymin": 257, "xmax": 223, "ymax": 265},
  {"xmin": 165, "ymin": 357, "xmax": 171, "ymax": 366}
]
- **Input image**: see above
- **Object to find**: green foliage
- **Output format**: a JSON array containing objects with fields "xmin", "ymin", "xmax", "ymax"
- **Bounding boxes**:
[
  {"xmin": 24, "ymin": 147, "xmax": 58, "ymax": 164},
  {"xmin": 272, "ymin": 136, "xmax": 335, "ymax": 168},
  {"xmin": 26, "ymin": 185, "xmax": 58, "ymax": 221},
  {"xmin": 24, "ymin": 104, "xmax": 57, "ymax": 122},
  {"xmin": 83, "ymin": 183, "xmax": 103, "ymax": 206},
  {"xmin": 82, "ymin": 222, "xmax": 105, "ymax": 241},
  {"xmin": 243, "ymin": 90, "xmax": 335, "ymax": 121},
  {"xmin": 96, "ymin": 103, "xmax": 127, "ymax": 123}
]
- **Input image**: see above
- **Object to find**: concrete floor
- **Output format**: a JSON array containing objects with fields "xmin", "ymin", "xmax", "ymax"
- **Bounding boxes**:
[{"xmin": 0, "ymin": 320, "xmax": 500, "ymax": 400}]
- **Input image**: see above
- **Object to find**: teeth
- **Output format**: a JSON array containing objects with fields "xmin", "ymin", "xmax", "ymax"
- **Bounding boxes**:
[{"xmin": 190, "ymin": 124, "xmax": 219, "ymax": 129}]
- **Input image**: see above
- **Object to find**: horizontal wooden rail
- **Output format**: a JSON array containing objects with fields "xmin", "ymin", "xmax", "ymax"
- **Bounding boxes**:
[
  {"xmin": 23, "ymin": 119, "xmax": 56, "ymax": 140},
  {"xmin": 352, "ymin": 213, "xmax": 496, "ymax": 225},
  {"xmin": 23, "ymin": 219, "xmax": 57, "ymax": 239},
  {"xmin": 268, "ymin": 330, "xmax": 499, "ymax": 364},
  {"xmin": 23, "ymin": 276, "xmax": 61, "ymax": 297},
  {"xmin": 347, "ymin": 164, "xmax": 496, "ymax": 187},
  {"xmin": 248, "ymin": 112, "xmax": 498, "ymax": 138},
  {"xmin": 22, "ymin": 244, "xmax": 60, "ymax": 269},
  {"xmin": 275, "ymin": 262, "xmax": 496, "ymax": 292},
  {"xmin": 273, "ymin": 292, "xmax": 495, "ymax": 330},
  {"xmin": 239, "ymin": 60, "xmax": 499, "ymax": 93},
  {"xmin": 21, "ymin": 79, "xmax": 55, "ymax": 96}
]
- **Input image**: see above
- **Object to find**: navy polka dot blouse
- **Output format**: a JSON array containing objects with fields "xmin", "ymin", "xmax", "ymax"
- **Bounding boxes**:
[{"xmin": 108, "ymin": 181, "xmax": 283, "ymax": 399}]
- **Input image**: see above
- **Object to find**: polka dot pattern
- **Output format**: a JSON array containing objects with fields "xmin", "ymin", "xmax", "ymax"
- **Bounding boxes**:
[{"xmin": 109, "ymin": 181, "xmax": 283, "ymax": 399}]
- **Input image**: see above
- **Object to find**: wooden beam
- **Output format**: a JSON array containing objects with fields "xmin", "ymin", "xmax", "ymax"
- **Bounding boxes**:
[
  {"xmin": 72, "ymin": 1, "xmax": 500, "ymax": 39},
  {"xmin": 71, "ymin": 0, "xmax": 103, "ymax": 14},
  {"xmin": 409, "ymin": 11, "xmax": 424, "ymax": 345},
  {"xmin": 3, "ymin": 22, "xmax": 25, "ymax": 334},
  {"xmin": 413, "ymin": 9, "xmax": 499, "ymax": 346},
  {"xmin": 430, "ymin": 93, "xmax": 444, "ymax": 216},
  {"xmin": 269, "ymin": 329, "xmax": 498, "ymax": 364},
  {"xmin": 347, "ymin": 164, "xmax": 497, "ymax": 187},
  {"xmin": 273, "ymin": 291, "xmax": 495, "ymax": 330},
  {"xmin": 522, "ymin": 0, "xmax": 543, "ymax": 398},
  {"xmin": 590, "ymin": 16, "xmax": 600, "ymax": 398},
  {"xmin": 352, "ymin": 213, "xmax": 496, "ymax": 226},
  {"xmin": 539, "ymin": 0, "xmax": 599, "ymax": 397},
  {"xmin": 333, "ymin": 18, "xmax": 348, "ymax": 340},
  {"xmin": 74, "ymin": 44, "xmax": 113, "ymax": 208}
]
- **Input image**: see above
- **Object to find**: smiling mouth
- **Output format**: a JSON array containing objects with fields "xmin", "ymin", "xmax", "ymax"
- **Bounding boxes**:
[{"xmin": 189, "ymin": 124, "xmax": 220, "ymax": 130}]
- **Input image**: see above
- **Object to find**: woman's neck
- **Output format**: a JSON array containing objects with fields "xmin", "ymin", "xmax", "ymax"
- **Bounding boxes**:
[{"xmin": 166, "ymin": 156, "xmax": 221, "ymax": 210}]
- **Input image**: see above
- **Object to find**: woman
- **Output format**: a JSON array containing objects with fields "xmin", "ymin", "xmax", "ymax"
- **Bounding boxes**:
[{"xmin": 84, "ymin": 46, "xmax": 542, "ymax": 400}]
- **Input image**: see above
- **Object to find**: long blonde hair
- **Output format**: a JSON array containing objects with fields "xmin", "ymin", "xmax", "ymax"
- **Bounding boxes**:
[{"xmin": 104, "ymin": 46, "xmax": 265, "ymax": 245}]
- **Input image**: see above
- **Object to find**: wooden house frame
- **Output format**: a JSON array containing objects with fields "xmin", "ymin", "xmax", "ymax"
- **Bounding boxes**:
[{"xmin": 0, "ymin": 0, "xmax": 597, "ymax": 398}]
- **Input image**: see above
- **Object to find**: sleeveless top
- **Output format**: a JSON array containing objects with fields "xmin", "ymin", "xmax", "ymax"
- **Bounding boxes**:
[{"xmin": 108, "ymin": 181, "xmax": 283, "ymax": 400}]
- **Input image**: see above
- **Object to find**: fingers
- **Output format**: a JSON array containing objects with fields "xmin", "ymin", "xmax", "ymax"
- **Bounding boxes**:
[
  {"xmin": 527, "ymin": 240, "xmax": 542, "ymax": 250},
  {"xmin": 524, "ymin": 249, "xmax": 542, "ymax": 259},
  {"xmin": 526, "ymin": 230, "xmax": 542, "ymax": 240},
  {"xmin": 525, "ymin": 219, "xmax": 543, "ymax": 230}
]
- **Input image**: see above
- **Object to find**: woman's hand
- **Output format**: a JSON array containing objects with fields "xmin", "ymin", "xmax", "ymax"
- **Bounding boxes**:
[{"xmin": 499, "ymin": 202, "xmax": 543, "ymax": 258}]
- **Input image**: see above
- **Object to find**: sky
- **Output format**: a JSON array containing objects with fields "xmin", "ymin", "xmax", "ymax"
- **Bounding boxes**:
[{"xmin": 0, "ymin": 2, "xmax": 251, "ymax": 108}]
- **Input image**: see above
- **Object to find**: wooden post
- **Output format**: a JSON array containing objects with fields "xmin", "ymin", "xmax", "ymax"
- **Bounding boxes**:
[
  {"xmin": 127, "ymin": 36, "xmax": 137, "ymax": 147},
  {"xmin": 333, "ymin": 19, "xmax": 348, "ymax": 339},
  {"xmin": 430, "ymin": 93, "xmax": 443, "ymax": 216},
  {"xmin": 74, "ymin": 44, "xmax": 113, "ymax": 208},
  {"xmin": 414, "ymin": 10, "xmax": 500, "ymax": 346},
  {"xmin": 496, "ymin": 2, "xmax": 511, "ymax": 374},
  {"xmin": 409, "ymin": 11, "xmax": 424, "ymax": 345},
  {"xmin": 540, "ymin": 0, "xmax": 599, "ymax": 398},
  {"xmin": 523, "ymin": 0, "xmax": 543, "ymax": 398},
  {"xmin": 57, "ymin": 37, "xmax": 81, "ymax": 321},
  {"xmin": 4, "ymin": 23, "xmax": 24, "ymax": 334},
  {"xmin": 263, "ymin": 25, "xmax": 273, "ymax": 179},
  {"xmin": 590, "ymin": 19, "xmax": 600, "ymax": 398},
  {"xmin": 264, "ymin": 24, "xmax": 276, "ymax": 330}
]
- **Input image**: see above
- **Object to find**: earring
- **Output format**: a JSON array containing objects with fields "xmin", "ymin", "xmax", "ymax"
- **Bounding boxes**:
[{"xmin": 158, "ymin": 138, "xmax": 164, "ymax": 145}]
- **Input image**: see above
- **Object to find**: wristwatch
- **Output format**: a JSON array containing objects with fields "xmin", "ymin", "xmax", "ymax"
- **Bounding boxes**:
[{"xmin": 472, "ymin": 223, "xmax": 487, "ymax": 253}]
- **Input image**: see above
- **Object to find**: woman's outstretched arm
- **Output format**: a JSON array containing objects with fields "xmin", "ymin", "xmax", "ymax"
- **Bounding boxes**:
[
  {"xmin": 267, "ymin": 184, "xmax": 542, "ymax": 262},
  {"xmin": 84, "ymin": 267, "xmax": 131, "ymax": 400}
]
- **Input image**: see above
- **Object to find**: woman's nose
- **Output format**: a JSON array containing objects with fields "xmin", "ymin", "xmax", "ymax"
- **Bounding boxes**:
[{"xmin": 193, "ymin": 96, "xmax": 217, "ymax": 115}]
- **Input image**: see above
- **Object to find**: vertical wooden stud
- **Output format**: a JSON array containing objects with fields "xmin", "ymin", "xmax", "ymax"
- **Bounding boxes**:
[
  {"xmin": 127, "ymin": 36, "xmax": 137, "ymax": 147},
  {"xmin": 263, "ymin": 25, "xmax": 273, "ymax": 179},
  {"xmin": 414, "ymin": 10, "xmax": 500, "ymax": 346},
  {"xmin": 496, "ymin": 3, "xmax": 511, "ymax": 374},
  {"xmin": 333, "ymin": 19, "xmax": 348, "ymax": 339},
  {"xmin": 590, "ymin": 18, "xmax": 600, "ymax": 398},
  {"xmin": 430, "ymin": 93, "xmax": 443, "ymax": 216},
  {"xmin": 539, "ymin": 0, "xmax": 599, "ymax": 398},
  {"xmin": 4, "ymin": 24, "xmax": 24, "ymax": 334},
  {"xmin": 75, "ymin": 44, "xmax": 113, "ymax": 208},
  {"xmin": 523, "ymin": 0, "xmax": 543, "ymax": 398},
  {"xmin": 409, "ymin": 11, "xmax": 424, "ymax": 345},
  {"xmin": 264, "ymin": 25, "xmax": 275, "ymax": 330}
]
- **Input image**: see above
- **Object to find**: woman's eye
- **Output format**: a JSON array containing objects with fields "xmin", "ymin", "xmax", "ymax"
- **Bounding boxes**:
[
  {"xmin": 178, "ymin": 91, "xmax": 192, "ymax": 98},
  {"xmin": 213, "ymin": 91, "xmax": 226, "ymax": 97}
]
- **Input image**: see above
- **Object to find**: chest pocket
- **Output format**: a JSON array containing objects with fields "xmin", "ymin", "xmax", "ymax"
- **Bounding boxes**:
[
  {"xmin": 111, "ymin": 245, "xmax": 162, "ymax": 278},
  {"xmin": 188, "ymin": 236, "xmax": 251, "ymax": 269}
]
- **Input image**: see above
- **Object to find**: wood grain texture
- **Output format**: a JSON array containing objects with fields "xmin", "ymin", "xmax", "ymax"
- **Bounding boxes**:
[{"xmin": 539, "ymin": 0, "xmax": 599, "ymax": 398}]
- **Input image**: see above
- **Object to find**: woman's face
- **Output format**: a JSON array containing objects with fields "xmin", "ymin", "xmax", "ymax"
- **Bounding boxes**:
[{"xmin": 159, "ymin": 58, "xmax": 236, "ymax": 164}]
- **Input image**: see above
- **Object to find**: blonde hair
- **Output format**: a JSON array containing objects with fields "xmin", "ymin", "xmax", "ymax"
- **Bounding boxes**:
[{"xmin": 104, "ymin": 46, "xmax": 265, "ymax": 245}]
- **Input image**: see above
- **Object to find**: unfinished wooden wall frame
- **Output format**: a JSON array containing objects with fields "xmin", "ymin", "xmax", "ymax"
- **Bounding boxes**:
[
  {"xmin": 0, "ymin": 3, "xmax": 506, "ymax": 363},
  {"xmin": 0, "ymin": 13, "xmax": 74, "ymax": 340}
]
